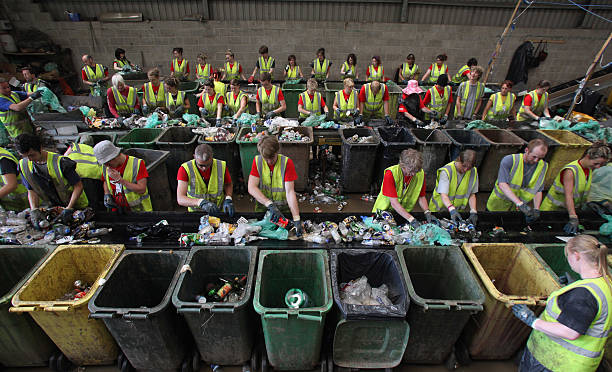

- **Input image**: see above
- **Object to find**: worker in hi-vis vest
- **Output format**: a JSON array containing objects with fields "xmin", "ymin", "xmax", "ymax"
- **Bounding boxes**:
[{"xmin": 516, "ymin": 80, "xmax": 551, "ymax": 122}]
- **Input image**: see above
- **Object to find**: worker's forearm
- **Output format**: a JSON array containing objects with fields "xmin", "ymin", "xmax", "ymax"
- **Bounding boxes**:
[
  {"xmin": 66, "ymin": 182, "xmax": 84, "ymax": 209},
  {"xmin": 474, "ymin": 101, "xmax": 482, "ymax": 117},
  {"xmin": 216, "ymin": 104, "xmax": 222, "ymax": 119},
  {"xmin": 533, "ymin": 192, "xmax": 543, "ymax": 209},
  {"xmin": 28, "ymin": 190, "xmax": 39, "ymax": 209},
  {"xmin": 286, "ymin": 191, "xmax": 300, "ymax": 221},
  {"xmin": 455, "ymin": 98, "xmax": 462, "ymax": 117},
  {"xmin": 0, "ymin": 184, "xmax": 15, "ymax": 199},
  {"xmin": 468, "ymin": 194, "xmax": 477, "ymax": 212},
  {"xmin": 248, "ymin": 178, "xmax": 270, "ymax": 206},
  {"xmin": 277, "ymin": 101, "xmax": 287, "ymax": 113},
  {"xmin": 224, "ymin": 182, "xmax": 233, "ymax": 198},
  {"xmin": 524, "ymin": 107, "xmax": 538, "ymax": 120},
  {"xmin": 251, "ymin": 68, "xmax": 257, "ymax": 77},
  {"xmin": 564, "ymin": 188, "xmax": 577, "ymax": 217},
  {"xmin": 533, "ymin": 320, "xmax": 580, "ymax": 340},
  {"xmin": 384, "ymin": 101, "xmax": 389, "ymax": 116},
  {"xmin": 418, "ymin": 196, "xmax": 429, "ymax": 212},
  {"xmin": 177, "ymin": 194, "xmax": 201, "ymax": 208},
  {"xmin": 403, "ymin": 112, "xmax": 416, "ymax": 121},
  {"xmin": 444, "ymin": 101, "xmax": 451, "ymax": 116},
  {"xmin": 359, "ymin": 102, "xmax": 365, "ymax": 113},
  {"xmin": 297, "ymin": 105, "xmax": 309, "ymax": 115},
  {"xmin": 122, "ymin": 179, "xmax": 147, "ymax": 195},
  {"xmin": 441, "ymin": 193, "xmax": 453, "ymax": 210},
  {"xmin": 499, "ymin": 182, "xmax": 522, "ymax": 205},
  {"xmin": 390, "ymin": 198, "xmax": 414, "ymax": 221}
]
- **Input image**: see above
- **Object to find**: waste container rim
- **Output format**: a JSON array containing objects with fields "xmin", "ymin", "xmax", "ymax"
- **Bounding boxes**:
[
  {"xmin": 525, "ymin": 243, "xmax": 573, "ymax": 285},
  {"xmin": 409, "ymin": 128, "xmax": 453, "ymax": 145},
  {"xmin": 155, "ymin": 127, "xmax": 199, "ymax": 146},
  {"xmin": 536, "ymin": 129, "xmax": 593, "ymax": 146},
  {"xmin": 88, "ymin": 250, "xmax": 187, "ymax": 317},
  {"xmin": 278, "ymin": 126, "xmax": 314, "ymax": 145},
  {"xmin": 374, "ymin": 127, "xmax": 417, "ymax": 146},
  {"xmin": 0, "ymin": 244, "xmax": 56, "ymax": 305},
  {"xmin": 10, "ymin": 244, "xmax": 125, "ymax": 311},
  {"xmin": 171, "ymin": 246, "xmax": 258, "ymax": 311},
  {"xmin": 473, "ymin": 129, "xmax": 527, "ymax": 146},
  {"xmin": 253, "ymin": 249, "xmax": 333, "ymax": 315},
  {"xmin": 236, "ymin": 126, "xmax": 270, "ymax": 144},
  {"xmin": 394, "ymin": 245, "xmax": 485, "ymax": 311},
  {"xmin": 442, "ymin": 129, "xmax": 492, "ymax": 147},
  {"xmin": 196, "ymin": 127, "xmax": 238, "ymax": 144},
  {"xmin": 339, "ymin": 128, "xmax": 381, "ymax": 146},
  {"xmin": 116, "ymin": 128, "xmax": 165, "ymax": 146}
]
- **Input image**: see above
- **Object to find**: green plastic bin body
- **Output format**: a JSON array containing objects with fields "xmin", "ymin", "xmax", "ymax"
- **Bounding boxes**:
[
  {"xmin": 173, "ymin": 247, "xmax": 257, "ymax": 365},
  {"xmin": 198, "ymin": 127, "xmax": 240, "ymax": 185},
  {"xmin": 237, "ymin": 126, "xmax": 268, "ymax": 183},
  {"xmin": 279, "ymin": 126, "xmax": 313, "ymax": 192},
  {"xmin": 156, "ymin": 127, "xmax": 198, "ymax": 204},
  {"xmin": 117, "ymin": 128, "xmax": 164, "ymax": 149},
  {"xmin": 0, "ymin": 245, "xmax": 57, "ymax": 367},
  {"xmin": 179, "ymin": 81, "xmax": 201, "ymax": 114},
  {"xmin": 528, "ymin": 244, "xmax": 580, "ymax": 284},
  {"xmin": 386, "ymin": 81, "xmax": 402, "ymax": 120},
  {"xmin": 474, "ymin": 129, "xmax": 526, "ymax": 192},
  {"xmin": 396, "ymin": 245, "xmax": 485, "ymax": 364},
  {"xmin": 410, "ymin": 129, "xmax": 452, "ymax": 192},
  {"xmin": 253, "ymin": 250, "xmax": 333, "ymax": 371},
  {"xmin": 282, "ymin": 83, "xmax": 306, "ymax": 119},
  {"xmin": 538, "ymin": 130, "xmax": 592, "ymax": 191},
  {"xmin": 77, "ymin": 131, "xmax": 128, "ymax": 146},
  {"xmin": 123, "ymin": 148, "xmax": 172, "ymax": 211}
]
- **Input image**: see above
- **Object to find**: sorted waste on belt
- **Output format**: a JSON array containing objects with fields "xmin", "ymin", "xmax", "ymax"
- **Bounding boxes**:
[
  {"xmin": 465, "ymin": 120, "xmax": 500, "ymax": 130},
  {"xmin": 347, "ymin": 134, "xmax": 377, "ymax": 144},
  {"xmin": 340, "ymin": 276, "xmax": 392, "ymax": 306},
  {"xmin": 128, "ymin": 219, "xmax": 181, "ymax": 244},
  {"xmin": 193, "ymin": 127, "xmax": 235, "ymax": 142},
  {"xmin": 279, "ymin": 128, "xmax": 309, "ymax": 142}
]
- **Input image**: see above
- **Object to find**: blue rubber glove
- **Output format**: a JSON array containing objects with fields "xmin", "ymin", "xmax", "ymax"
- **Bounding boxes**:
[
  {"xmin": 409, "ymin": 219, "xmax": 421, "ymax": 229},
  {"xmin": 564, "ymin": 217, "xmax": 579, "ymax": 235},
  {"xmin": 222, "ymin": 198, "xmax": 235, "ymax": 217},
  {"xmin": 354, "ymin": 115, "xmax": 363, "ymax": 126},
  {"xmin": 450, "ymin": 209, "xmax": 465, "ymax": 224},
  {"xmin": 512, "ymin": 304, "xmax": 537, "ymax": 328},
  {"xmin": 335, "ymin": 108, "xmax": 341, "ymax": 118},
  {"xmin": 468, "ymin": 212, "xmax": 478, "ymax": 226},
  {"xmin": 60, "ymin": 208, "xmax": 74, "ymax": 224},
  {"xmin": 199, "ymin": 199, "xmax": 220, "ymax": 215},
  {"xmin": 142, "ymin": 105, "xmax": 150, "ymax": 115},
  {"xmin": 384, "ymin": 115, "xmax": 393, "ymax": 126},
  {"xmin": 293, "ymin": 219, "xmax": 304, "ymax": 238},
  {"xmin": 199, "ymin": 107, "xmax": 209, "ymax": 117},
  {"xmin": 425, "ymin": 211, "xmax": 440, "ymax": 226},
  {"xmin": 215, "ymin": 118, "xmax": 222, "ymax": 127},
  {"xmin": 265, "ymin": 111, "xmax": 276, "ymax": 120}
]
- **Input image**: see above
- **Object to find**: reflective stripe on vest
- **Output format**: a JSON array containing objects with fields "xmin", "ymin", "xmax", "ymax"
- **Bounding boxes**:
[
  {"xmin": 485, "ymin": 92, "xmax": 516, "ymax": 120},
  {"xmin": 401, "ymin": 63, "xmax": 418, "ymax": 79},
  {"xmin": 258, "ymin": 85, "xmax": 280, "ymax": 113},
  {"xmin": 313, "ymin": 59, "xmax": 330, "ymax": 79},
  {"xmin": 342, "ymin": 62, "xmax": 355, "ymax": 77},
  {"xmin": 225, "ymin": 62, "xmax": 240, "ymax": 80},
  {"xmin": 368, "ymin": 65, "xmax": 384, "ymax": 81},
  {"xmin": 454, "ymin": 81, "xmax": 484, "ymax": 117},
  {"xmin": 67, "ymin": 143, "xmax": 102, "ymax": 180},
  {"xmin": 214, "ymin": 81, "xmax": 227, "ymax": 96},
  {"xmin": 255, "ymin": 154, "xmax": 288, "ymax": 205},
  {"xmin": 429, "ymin": 161, "xmax": 477, "ymax": 212},
  {"xmin": 259, "ymin": 57, "xmax": 275, "ymax": 73},
  {"xmin": 335, "ymin": 89, "xmax": 358, "ymax": 119},
  {"xmin": 428, "ymin": 63, "xmax": 447, "ymax": 83},
  {"xmin": 19, "ymin": 152, "xmax": 88, "ymax": 208},
  {"xmin": 83, "ymin": 64, "xmax": 105, "ymax": 94},
  {"xmin": 542, "ymin": 160, "xmax": 592, "ymax": 211},
  {"xmin": 115, "ymin": 59, "xmax": 127, "ymax": 68},
  {"xmin": 0, "ymin": 92, "xmax": 31, "ymax": 138},
  {"xmin": 364, "ymin": 83, "xmax": 386, "ymax": 114},
  {"xmin": 24, "ymin": 79, "xmax": 40, "ymax": 94},
  {"xmin": 452, "ymin": 65, "xmax": 470, "ymax": 83},
  {"xmin": 202, "ymin": 93, "xmax": 222, "ymax": 116},
  {"xmin": 111, "ymin": 86, "xmax": 137, "ymax": 115},
  {"xmin": 372, "ymin": 165, "xmax": 424, "ymax": 213},
  {"xmin": 165, "ymin": 91, "xmax": 185, "ymax": 112},
  {"xmin": 102, "ymin": 155, "xmax": 152, "ymax": 212},
  {"xmin": 426, "ymin": 86, "xmax": 451, "ymax": 117},
  {"xmin": 299, "ymin": 91, "xmax": 322, "ymax": 118},
  {"xmin": 517, "ymin": 90, "xmax": 548, "ymax": 121},
  {"xmin": 287, "ymin": 66, "xmax": 300, "ymax": 79},
  {"xmin": 182, "ymin": 159, "xmax": 225, "ymax": 212},
  {"xmin": 528, "ymin": 277, "xmax": 612, "ymax": 371},
  {"xmin": 226, "ymin": 91, "xmax": 246, "ymax": 115},
  {"xmin": 143, "ymin": 82, "xmax": 165, "ymax": 107},
  {"xmin": 196, "ymin": 63, "xmax": 211, "ymax": 80},
  {"xmin": 0, "ymin": 147, "xmax": 28, "ymax": 207},
  {"xmin": 172, "ymin": 59, "xmax": 188, "ymax": 78},
  {"xmin": 487, "ymin": 153, "xmax": 548, "ymax": 210}
]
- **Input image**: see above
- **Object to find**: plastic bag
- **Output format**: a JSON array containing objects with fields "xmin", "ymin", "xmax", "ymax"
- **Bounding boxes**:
[
  {"xmin": 258, "ymin": 226, "xmax": 289, "ymax": 240},
  {"xmin": 340, "ymin": 276, "xmax": 392, "ymax": 307},
  {"xmin": 40, "ymin": 87, "xmax": 66, "ymax": 113},
  {"xmin": 411, "ymin": 223, "xmax": 453, "ymax": 245},
  {"xmin": 539, "ymin": 118, "xmax": 571, "ymax": 130},
  {"xmin": 79, "ymin": 105, "xmax": 96, "ymax": 117},
  {"xmin": 588, "ymin": 164, "xmax": 612, "ymax": 203},
  {"xmin": 567, "ymin": 120, "xmax": 612, "ymax": 143},
  {"xmin": 600, "ymin": 214, "xmax": 612, "ymax": 236},
  {"xmin": 361, "ymin": 216, "xmax": 384, "ymax": 232},
  {"xmin": 236, "ymin": 113, "xmax": 259, "ymax": 126},
  {"xmin": 465, "ymin": 120, "xmax": 499, "ymax": 130},
  {"xmin": 182, "ymin": 113, "xmax": 201, "ymax": 127},
  {"xmin": 301, "ymin": 114, "xmax": 327, "ymax": 127},
  {"xmin": 145, "ymin": 113, "xmax": 162, "ymax": 128}
]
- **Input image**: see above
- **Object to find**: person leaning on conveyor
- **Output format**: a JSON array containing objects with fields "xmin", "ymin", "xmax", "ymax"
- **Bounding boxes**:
[
  {"xmin": 357, "ymin": 80, "xmax": 392, "ymax": 125},
  {"xmin": 221, "ymin": 49, "xmax": 245, "ymax": 81},
  {"xmin": 311, "ymin": 48, "xmax": 332, "ymax": 82},
  {"xmin": 195, "ymin": 53, "xmax": 212, "ymax": 82},
  {"xmin": 225, "ymin": 79, "xmax": 248, "ymax": 120},
  {"xmin": 429, "ymin": 149, "xmax": 479, "ymax": 226},
  {"xmin": 366, "ymin": 56, "xmax": 384, "ymax": 82},
  {"xmin": 64, "ymin": 138, "xmax": 104, "ymax": 209},
  {"xmin": 541, "ymin": 142, "xmax": 611, "ymax": 235},
  {"xmin": 372, "ymin": 149, "xmax": 440, "ymax": 227},
  {"xmin": 170, "ymin": 47, "xmax": 189, "ymax": 81},
  {"xmin": 512, "ymin": 234, "xmax": 612, "ymax": 372},
  {"xmin": 15, "ymin": 133, "xmax": 88, "ymax": 226},
  {"xmin": 198, "ymin": 79, "xmax": 224, "ymax": 127},
  {"xmin": 398, "ymin": 80, "xmax": 436, "ymax": 127},
  {"xmin": 256, "ymin": 72, "xmax": 286, "ymax": 120},
  {"xmin": 451, "ymin": 57, "xmax": 478, "ymax": 84},
  {"xmin": 164, "ymin": 76, "xmax": 190, "ymax": 119},
  {"xmin": 516, "ymin": 80, "xmax": 551, "ymax": 122},
  {"xmin": 340, "ymin": 53, "xmax": 358, "ymax": 80},
  {"xmin": 0, "ymin": 146, "xmax": 28, "ymax": 211},
  {"xmin": 113, "ymin": 48, "xmax": 135, "ymax": 72},
  {"xmin": 284, "ymin": 55, "xmax": 303, "ymax": 82},
  {"xmin": 399, "ymin": 54, "xmax": 420, "ymax": 84},
  {"xmin": 421, "ymin": 74, "xmax": 452, "ymax": 125},
  {"xmin": 21, "ymin": 66, "xmax": 47, "ymax": 94},
  {"xmin": 248, "ymin": 135, "xmax": 302, "ymax": 237},
  {"xmin": 332, "ymin": 78, "xmax": 359, "ymax": 122},
  {"xmin": 250, "ymin": 45, "xmax": 275, "ymax": 83},
  {"xmin": 454, "ymin": 66, "xmax": 485, "ymax": 120},
  {"xmin": 93, "ymin": 140, "xmax": 152, "ymax": 213},
  {"xmin": 298, "ymin": 78, "xmax": 329, "ymax": 119},
  {"xmin": 486, "ymin": 138, "xmax": 549, "ymax": 224},
  {"xmin": 141, "ymin": 67, "xmax": 165, "ymax": 115},
  {"xmin": 482, "ymin": 80, "xmax": 517, "ymax": 121},
  {"xmin": 0, "ymin": 77, "xmax": 37, "ymax": 139},
  {"xmin": 107, "ymin": 74, "xmax": 140, "ymax": 120},
  {"xmin": 81, "ymin": 54, "xmax": 111, "ymax": 96},
  {"xmin": 177, "ymin": 144, "xmax": 234, "ymax": 216},
  {"xmin": 421, "ymin": 54, "xmax": 448, "ymax": 84}
]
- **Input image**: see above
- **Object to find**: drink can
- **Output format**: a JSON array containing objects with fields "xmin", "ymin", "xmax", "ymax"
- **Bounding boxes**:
[
  {"xmin": 285, "ymin": 288, "xmax": 309, "ymax": 309},
  {"xmin": 251, "ymin": 123, "xmax": 257, "ymax": 133}
]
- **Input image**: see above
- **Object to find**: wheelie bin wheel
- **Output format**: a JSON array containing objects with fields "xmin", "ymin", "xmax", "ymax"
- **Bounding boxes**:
[
  {"xmin": 444, "ymin": 351, "xmax": 458, "ymax": 370},
  {"xmin": 455, "ymin": 340, "xmax": 471, "ymax": 366},
  {"xmin": 117, "ymin": 351, "xmax": 126, "ymax": 369},
  {"xmin": 320, "ymin": 354, "xmax": 327, "ymax": 372},
  {"xmin": 56, "ymin": 353, "xmax": 72, "ymax": 372},
  {"xmin": 181, "ymin": 359, "xmax": 193, "ymax": 372},
  {"xmin": 326, "ymin": 354, "xmax": 334, "ymax": 372},
  {"xmin": 250, "ymin": 348, "xmax": 260, "ymax": 372},
  {"xmin": 48, "ymin": 353, "xmax": 58, "ymax": 371},
  {"xmin": 120, "ymin": 358, "xmax": 134, "ymax": 372},
  {"xmin": 190, "ymin": 348, "xmax": 201, "ymax": 372},
  {"xmin": 260, "ymin": 347, "xmax": 269, "ymax": 372}
]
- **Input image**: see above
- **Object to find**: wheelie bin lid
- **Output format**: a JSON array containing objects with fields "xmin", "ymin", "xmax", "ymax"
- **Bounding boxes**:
[{"xmin": 0, "ymin": 245, "xmax": 56, "ymax": 305}]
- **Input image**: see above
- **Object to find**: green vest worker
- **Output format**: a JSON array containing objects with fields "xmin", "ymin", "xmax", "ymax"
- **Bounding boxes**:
[
  {"xmin": 225, "ymin": 79, "xmax": 249, "ymax": 120},
  {"xmin": 195, "ymin": 53, "xmax": 212, "ymax": 81},
  {"xmin": 16, "ymin": 133, "xmax": 88, "ymax": 226},
  {"xmin": 0, "ymin": 147, "xmax": 28, "ymax": 211},
  {"xmin": 93, "ymin": 140, "xmax": 152, "ymax": 213},
  {"xmin": 429, "ymin": 149, "xmax": 479, "ymax": 226},
  {"xmin": 482, "ymin": 80, "xmax": 517, "ymax": 121},
  {"xmin": 332, "ymin": 78, "xmax": 359, "ymax": 122},
  {"xmin": 366, "ymin": 56, "xmax": 384, "ymax": 82},
  {"xmin": 512, "ymin": 235, "xmax": 612, "ymax": 372},
  {"xmin": 451, "ymin": 57, "xmax": 478, "ymax": 84},
  {"xmin": 248, "ymin": 135, "xmax": 303, "ymax": 237},
  {"xmin": 170, "ymin": 47, "xmax": 189, "ymax": 81},
  {"xmin": 198, "ymin": 79, "xmax": 224, "ymax": 127},
  {"xmin": 541, "ymin": 143, "xmax": 611, "ymax": 234},
  {"xmin": 141, "ymin": 67, "xmax": 165, "ymax": 115},
  {"xmin": 164, "ymin": 76, "xmax": 190, "ymax": 120},
  {"xmin": 298, "ymin": 78, "xmax": 329, "ymax": 119},
  {"xmin": 372, "ymin": 149, "xmax": 440, "ymax": 228},
  {"xmin": 107, "ymin": 74, "xmax": 140, "ymax": 118},
  {"xmin": 340, "ymin": 54, "xmax": 358, "ymax": 80},
  {"xmin": 177, "ymin": 144, "xmax": 234, "ymax": 215},
  {"xmin": 454, "ymin": 66, "xmax": 485, "ymax": 120},
  {"xmin": 21, "ymin": 66, "xmax": 47, "ymax": 94},
  {"xmin": 81, "ymin": 54, "xmax": 110, "ymax": 96},
  {"xmin": 486, "ymin": 139, "xmax": 549, "ymax": 224},
  {"xmin": 357, "ymin": 80, "xmax": 392, "ymax": 125},
  {"xmin": 421, "ymin": 74, "xmax": 452, "ymax": 124},
  {"xmin": 113, "ymin": 48, "xmax": 135, "ymax": 71},
  {"xmin": 399, "ymin": 54, "xmax": 420, "ymax": 83},
  {"xmin": 0, "ymin": 77, "xmax": 37, "ymax": 139},
  {"xmin": 222, "ymin": 49, "xmax": 245, "ymax": 81},
  {"xmin": 311, "ymin": 48, "xmax": 332, "ymax": 81},
  {"xmin": 517, "ymin": 80, "xmax": 551, "ymax": 122},
  {"xmin": 64, "ymin": 141, "xmax": 104, "ymax": 209},
  {"xmin": 251, "ymin": 45, "xmax": 276, "ymax": 81},
  {"xmin": 256, "ymin": 72, "xmax": 286, "ymax": 120},
  {"xmin": 284, "ymin": 55, "xmax": 304, "ymax": 81},
  {"xmin": 421, "ymin": 54, "xmax": 448, "ymax": 84}
]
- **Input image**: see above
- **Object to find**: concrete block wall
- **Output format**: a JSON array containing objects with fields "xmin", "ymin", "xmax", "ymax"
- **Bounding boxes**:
[{"xmin": 7, "ymin": 0, "xmax": 610, "ymax": 90}]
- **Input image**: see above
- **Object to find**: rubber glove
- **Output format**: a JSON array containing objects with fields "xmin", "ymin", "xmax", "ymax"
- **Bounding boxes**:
[
  {"xmin": 29, "ymin": 90, "xmax": 43, "ymax": 100},
  {"xmin": 424, "ymin": 210, "xmax": 440, "ymax": 226},
  {"xmin": 293, "ymin": 219, "xmax": 304, "ymax": 238},
  {"xmin": 468, "ymin": 212, "xmax": 478, "ymax": 226},
  {"xmin": 440, "ymin": 115, "xmax": 448, "ymax": 126},
  {"xmin": 265, "ymin": 111, "xmax": 276, "ymax": 120},
  {"xmin": 215, "ymin": 118, "xmax": 222, "ymax": 127},
  {"xmin": 267, "ymin": 203, "xmax": 285, "ymax": 223},
  {"xmin": 414, "ymin": 119, "xmax": 424, "ymax": 127},
  {"xmin": 519, "ymin": 203, "xmax": 536, "ymax": 224},
  {"xmin": 450, "ymin": 209, "xmax": 465, "ymax": 224},
  {"xmin": 222, "ymin": 198, "xmax": 235, "ymax": 217},
  {"xmin": 104, "ymin": 194, "xmax": 117, "ymax": 209},
  {"xmin": 384, "ymin": 115, "xmax": 393, "ymax": 126},
  {"xmin": 354, "ymin": 115, "xmax": 363, "ymax": 126},
  {"xmin": 512, "ymin": 304, "xmax": 537, "ymax": 328},
  {"xmin": 60, "ymin": 208, "xmax": 74, "ymax": 224},
  {"xmin": 30, "ymin": 208, "xmax": 44, "ymax": 230},
  {"xmin": 173, "ymin": 105, "xmax": 185, "ymax": 117},
  {"xmin": 142, "ymin": 105, "xmax": 150, "ymax": 115},
  {"xmin": 564, "ymin": 217, "xmax": 579, "ymax": 235},
  {"xmin": 199, "ymin": 107, "xmax": 209, "ymax": 117},
  {"xmin": 199, "ymin": 199, "xmax": 220, "ymax": 215},
  {"xmin": 409, "ymin": 218, "xmax": 421, "ymax": 229},
  {"xmin": 335, "ymin": 108, "xmax": 341, "ymax": 118}
]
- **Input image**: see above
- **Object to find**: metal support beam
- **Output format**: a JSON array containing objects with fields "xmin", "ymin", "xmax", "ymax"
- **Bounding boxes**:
[
  {"xmin": 401, "ymin": 0, "xmax": 409, "ymax": 22},
  {"xmin": 201, "ymin": 0, "xmax": 210, "ymax": 20}
]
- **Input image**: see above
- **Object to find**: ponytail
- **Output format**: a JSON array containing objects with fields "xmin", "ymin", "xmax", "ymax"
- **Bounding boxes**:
[{"xmin": 566, "ymin": 235, "xmax": 612, "ymax": 294}]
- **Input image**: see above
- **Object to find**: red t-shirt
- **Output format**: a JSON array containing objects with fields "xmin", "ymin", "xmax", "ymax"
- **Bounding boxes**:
[
  {"xmin": 422, "ymin": 86, "xmax": 453, "ymax": 106},
  {"xmin": 398, "ymin": 93, "xmax": 425, "ymax": 113},
  {"xmin": 382, "ymin": 170, "xmax": 426, "ymax": 198},
  {"xmin": 81, "ymin": 66, "xmax": 109, "ymax": 81},
  {"xmin": 177, "ymin": 164, "xmax": 231, "ymax": 184},
  {"xmin": 106, "ymin": 86, "xmax": 141, "ymax": 118},
  {"xmin": 560, "ymin": 163, "xmax": 590, "ymax": 187},
  {"xmin": 358, "ymin": 85, "xmax": 390, "ymax": 103},
  {"xmin": 197, "ymin": 93, "xmax": 225, "ymax": 108},
  {"xmin": 523, "ymin": 92, "xmax": 543, "ymax": 107},
  {"xmin": 427, "ymin": 63, "xmax": 448, "ymax": 74},
  {"xmin": 366, "ymin": 65, "xmax": 383, "ymax": 77},
  {"xmin": 141, "ymin": 83, "xmax": 160, "ymax": 94},
  {"xmin": 102, "ymin": 156, "xmax": 149, "ymax": 208},
  {"xmin": 256, "ymin": 88, "xmax": 284, "ymax": 102},
  {"xmin": 170, "ymin": 59, "xmax": 190, "ymax": 73},
  {"xmin": 249, "ymin": 157, "xmax": 297, "ymax": 182},
  {"xmin": 298, "ymin": 93, "xmax": 326, "ymax": 107}
]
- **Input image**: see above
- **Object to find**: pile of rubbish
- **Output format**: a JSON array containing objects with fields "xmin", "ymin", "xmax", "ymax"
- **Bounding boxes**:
[
  {"xmin": 192, "ymin": 127, "xmax": 235, "ymax": 142},
  {"xmin": 58, "ymin": 280, "xmax": 91, "ymax": 301},
  {"xmin": 465, "ymin": 120, "xmax": 500, "ymax": 130},
  {"xmin": 300, "ymin": 147, "xmax": 347, "ymax": 208},
  {"xmin": 0, "ymin": 207, "xmax": 110, "ymax": 245},
  {"xmin": 128, "ymin": 220, "xmax": 181, "ymax": 245},
  {"xmin": 26, "ymin": 87, "xmax": 66, "ymax": 118},
  {"xmin": 346, "ymin": 134, "xmax": 377, "ymax": 144},
  {"xmin": 340, "ymin": 276, "xmax": 392, "ymax": 306},
  {"xmin": 194, "ymin": 275, "xmax": 247, "ymax": 304},
  {"xmin": 179, "ymin": 215, "xmax": 234, "ymax": 246},
  {"xmin": 278, "ymin": 128, "xmax": 309, "ymax": 142},
  {"xmin": 239, "ymin": 130, "xmax": 267, "ymax": 143},
  {"xmin": 263, "ymin": 117, "xmax": 299, "ymax": 134}
]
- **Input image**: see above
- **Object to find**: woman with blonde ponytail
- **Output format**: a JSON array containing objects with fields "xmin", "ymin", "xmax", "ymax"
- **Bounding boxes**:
[{"xmin": 513, "ymin": 235, "xmax": 612, "ymax": 371}]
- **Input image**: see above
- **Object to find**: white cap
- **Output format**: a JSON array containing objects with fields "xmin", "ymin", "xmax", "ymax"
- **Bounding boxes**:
[{"xmin": 93, "ymin": 140, "xmax": 120, "ymax": 164}]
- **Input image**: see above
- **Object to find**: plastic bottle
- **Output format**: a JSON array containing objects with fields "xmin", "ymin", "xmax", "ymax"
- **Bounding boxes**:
[
  {"xmin": 53, "ymin": 224, "xmax": 71, "ymax": 236},
  {"xmin": 87, "ymin": 228, "xmax": 112, "ymax": 237}
]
